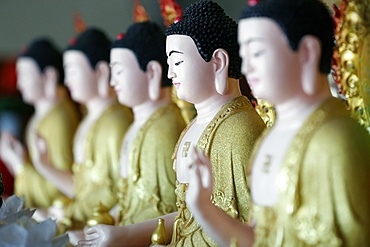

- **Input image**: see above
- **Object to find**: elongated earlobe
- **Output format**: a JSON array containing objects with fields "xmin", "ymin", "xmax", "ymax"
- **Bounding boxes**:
[
  {"xmin": 43, "ymin": 66, "xmax": 58, "ymax": 99},
  {"xmin": 95, "ymin": 61, "xmax": 110, "ymax": 98},
  {"xmin": 213, "ymin": 49, "xmax": 229, "ymax": 95},
  {"xmin": 147, "ymin": 61, "xmax": 162, "ymax": 101},
  {"xmin": 300, "ymin": 36, "xmax": 321, "ymax": 95}
]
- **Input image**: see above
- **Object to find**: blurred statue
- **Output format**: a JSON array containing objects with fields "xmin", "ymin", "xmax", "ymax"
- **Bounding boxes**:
[
  {"xmin": 110, "ymin": 21, "xmax": 186, "ymax": 226},
  {"xmin": 0, "ymin": 38, "xmax": 79, "ymax": 220},
  {"xmin": 78, "ymin": 1, "xmax": 265, "ymax": 246},
  {"xmin": 34, "ymin": 28, "xmax": 133, "ymax": 233}
]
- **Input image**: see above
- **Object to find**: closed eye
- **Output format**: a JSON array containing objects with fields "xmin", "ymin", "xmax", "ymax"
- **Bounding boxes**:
[
  {"xmin": 253, "ymin": 50, "xmax": 266, "ymax": 57},
  {"xmin": 175, "ymin": 61, "xmax": 184, "ymax": 66}
]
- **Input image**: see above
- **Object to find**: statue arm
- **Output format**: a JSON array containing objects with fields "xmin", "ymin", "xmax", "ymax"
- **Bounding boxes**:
[
  {"xmin": 80, "ymin": 212, "xmax": 177, "ymax": 247},
  {"xmin": 186, "ymin": 148, "xmax": 254, "ymax": 247}
]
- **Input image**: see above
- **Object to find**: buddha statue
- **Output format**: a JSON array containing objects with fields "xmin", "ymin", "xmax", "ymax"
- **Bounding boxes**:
[
  {"xmin": 109, "ymin": 21, "xmax": 186, "ymax": 226},
  {"xmin": 34, "ymin": 28, "xmax": 133, "ymax": 234},
  {"xmin": 0, "ymin": 38, "xmax": 80, "ymax": 220},
  {"xmin": 183, "ymin": 0, "xmax": 370, "ymax": 246},
  {"xmin": 78, "ymin": 1, "xmax": 266, "ymax": 246}
]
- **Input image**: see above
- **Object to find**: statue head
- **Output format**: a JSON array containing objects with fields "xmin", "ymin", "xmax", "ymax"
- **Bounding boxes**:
[
  {"xmin": 17, "ymin": 38, "xmax": 63, "ymax": 103},
  {"xmin": 111, "ymin": 21, "xmax": 171, "ymax": 88},
  {"xmin": 64, "ymin": 28, "xmax": 112, "ymax": 103},
  {"xmin": 166, "ymin": 0, "xmax": 241, "ymax": 80},
  {"xmin": 238, "ymin": 0, "xmax": 334, "ymax": 104},
  {"xmin": 240, "ymin": 0, "xmax": 334, "ymax": 74}
]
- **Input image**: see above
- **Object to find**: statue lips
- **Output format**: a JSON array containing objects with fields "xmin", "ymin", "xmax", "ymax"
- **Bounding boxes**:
[
  {"xmin": 173, "ymin": 82, "xmax": 180, "ymax": 88},
  {"xmin": 114, "ymin": 87, "xmax": 122, "ymax": 93}
]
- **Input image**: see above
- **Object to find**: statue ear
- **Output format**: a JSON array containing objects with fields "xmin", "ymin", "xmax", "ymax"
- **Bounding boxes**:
[
  {"xmin": 43, "ymin": 66, "xmax": 58, "ymax": 99},
  {"xmin": 95, "ymin": 61, "xmax": 110, "ymax": 98},
  {"xmin": 299, "ymin": 35, "xmax": 321, "ymax": 95},
  {"xmin": 212, "ymin": 48, "xmax": 229, "ymax": 95},
  {"xmin": 146, "ymin": 61, "xmax": 162, "ymax": 101}
]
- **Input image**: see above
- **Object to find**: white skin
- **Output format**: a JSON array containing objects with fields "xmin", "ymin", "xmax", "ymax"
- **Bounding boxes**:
[
  {"xmin": 183, "ymin": 18, "xmax": 332, "ymax": 247},
  {"xmin": 107, "ymin": 48, "xmax": 172, "ymax": 218},
  {"xmin": 29, "ymin": 50, "xmax": 113, "ymax": 244},
  {"xmin": 0, "ymin": 57, "xmax": 59, "ymax": 176},
  {"xmin": 35, "ymin": 50, "xmax": 112, "ymax": 199},
  {"xmin": 0, "ymin": 57, "xmax": 60, "ymax": 221},
  {"xmin": 77, "ymin": 34, "xmax": 242, "ymax": 247}
]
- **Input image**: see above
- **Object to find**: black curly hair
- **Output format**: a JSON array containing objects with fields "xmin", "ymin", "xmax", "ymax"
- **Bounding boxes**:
[{"xmin": 166, "ymin": 0, "xmax": 241, "ymax": 79}]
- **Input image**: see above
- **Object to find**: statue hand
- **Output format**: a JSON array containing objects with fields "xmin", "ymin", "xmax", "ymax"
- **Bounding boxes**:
[
  {"xmin": 48, "ymin": 205, "xmax": 65, "ymax": 221},
  {"xmin": 186, "ymin": 147, "xmax": 214, "ymax": 214},
  {"xmin": 34, "ymin": 133, "xmax": 51, "ymax": 169},
  {"xmin": 77, "ymin": 224, "xmax": 124, "ymax": 247},
  {"xmin": 0, "ymin": 131, "xmax": 26, "ymax": 175},
  {"xmin": 67, "ymin": 229, "xmax": 85, "ymax": 246}
]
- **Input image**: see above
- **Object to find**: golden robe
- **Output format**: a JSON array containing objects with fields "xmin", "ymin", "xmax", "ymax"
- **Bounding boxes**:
[
  {"xmin": 170, "ymin": 96, "xmax": 266, "ymax": 246},
  {"xmin": 117, "ymin": 103, "xmax": 186, "ymax": 226},
  {"xmin": 252, "ymin": 98, "xmax": 370, "ymax": 247},
  {"xmin": 63, "ymin": 102, "xmax": 132, "ymax": 229},
  {"xmin": 15, "ymin": 99, "xmax": 79, "ymax": 208}
]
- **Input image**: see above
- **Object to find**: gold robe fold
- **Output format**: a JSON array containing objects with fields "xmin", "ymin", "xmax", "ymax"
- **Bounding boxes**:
[
  {"xmin": 170, "ymin": 96, "xmax": 266, "ymax": 246},
  {"xmin": 252, "ymin": 98, "xmax": 370, "ymax": 247},
  {"xmin": 15, "ymin": 99, "xmax": 79, "ymax": 208},
  {"xmin": 64, "ymin": 102, "xmax": 132, "ymax": 229},
  {"xmin": 117, "ymin": 103, "xmax": 186, "ymax": 226}
]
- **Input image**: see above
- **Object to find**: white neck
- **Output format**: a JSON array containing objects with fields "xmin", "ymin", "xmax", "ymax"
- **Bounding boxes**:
[
  {"xmin": 34, "ymin": 98, "xmax": 58, "ymax": 118},
  {"xmin": 274, "ymin": 79, "xmax": 332, "ymax": 128},
  {"xmin": 195, "ymin": 78, "xmax": 241, "ymax": 124},
  {"xmin": 132, "ymin": 87, "xmax": 172, "ymax": 124},
  {"xmin": 85, "ymin": 97, "xmax": 113, "ymax": 118}
]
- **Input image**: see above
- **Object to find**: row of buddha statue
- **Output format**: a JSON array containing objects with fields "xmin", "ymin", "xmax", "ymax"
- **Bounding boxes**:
[{"xmin": 0, "ymin": 0, "xmax": 369, "ymax": 246}]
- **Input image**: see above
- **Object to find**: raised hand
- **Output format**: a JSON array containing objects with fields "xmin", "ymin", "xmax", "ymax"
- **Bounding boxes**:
[
  {"xmin": 185, "ymin": 147, "xmax": 214, "ymax": 214},
  {"xmin": 33, "ymin": 132, "xmax": 51, "ymax": 172},
  {"xmin": 0, "ymin": 131, "xmax": 26, "ymax": 176}
]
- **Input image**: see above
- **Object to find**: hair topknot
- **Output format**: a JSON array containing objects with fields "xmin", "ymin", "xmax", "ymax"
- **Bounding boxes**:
[
  {"xmin": 166, "ymin": 0, "xmax": 241, "ymax": 79},
  {"xmin": 241, "ymin": 0, "xmax": 334, "ymax": 74},
  {"xmin": 111, "ymin": 21, "xmax": 171, "ymax": 88}
]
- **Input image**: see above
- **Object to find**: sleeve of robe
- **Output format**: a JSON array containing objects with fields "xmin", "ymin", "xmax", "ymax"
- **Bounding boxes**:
[{"xmin": 15, "ymin": 100, "xmax": 79, "ymax": 209}]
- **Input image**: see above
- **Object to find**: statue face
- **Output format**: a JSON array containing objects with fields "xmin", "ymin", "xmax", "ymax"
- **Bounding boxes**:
[
  {"xmin": 166, "ymin": 35, "xmax": 216, "ymax": 104},
  {"xmin": 63, "ymin": 50, "xmax": 99, "ymax": 104},
  {"xmin": 16, "ymin": 57, "xmax": 45, "ymax": 104},
  {"xmin": 238, "ymin": 18, "xmax": 301, "ymax": 104},
  {"xmin": 110, "ymin": 48, "xmax": 149, "ymax": 107}
]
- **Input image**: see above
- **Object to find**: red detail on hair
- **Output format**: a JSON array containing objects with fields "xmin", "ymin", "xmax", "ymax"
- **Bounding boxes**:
[
  {"xmin": 248, "ymin": 0, "xmax": 259, "ymax": 6},
  {"xmin": 174, "ymin": 16, "xmax": 182, "ymax": 24},
  {"xmin": 69, "ymin": 38, "xmax": 77, "ymax": 45},
  {"xmin": 116, "ymin": 33, "xmax": 125, "ymax": 40}
]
